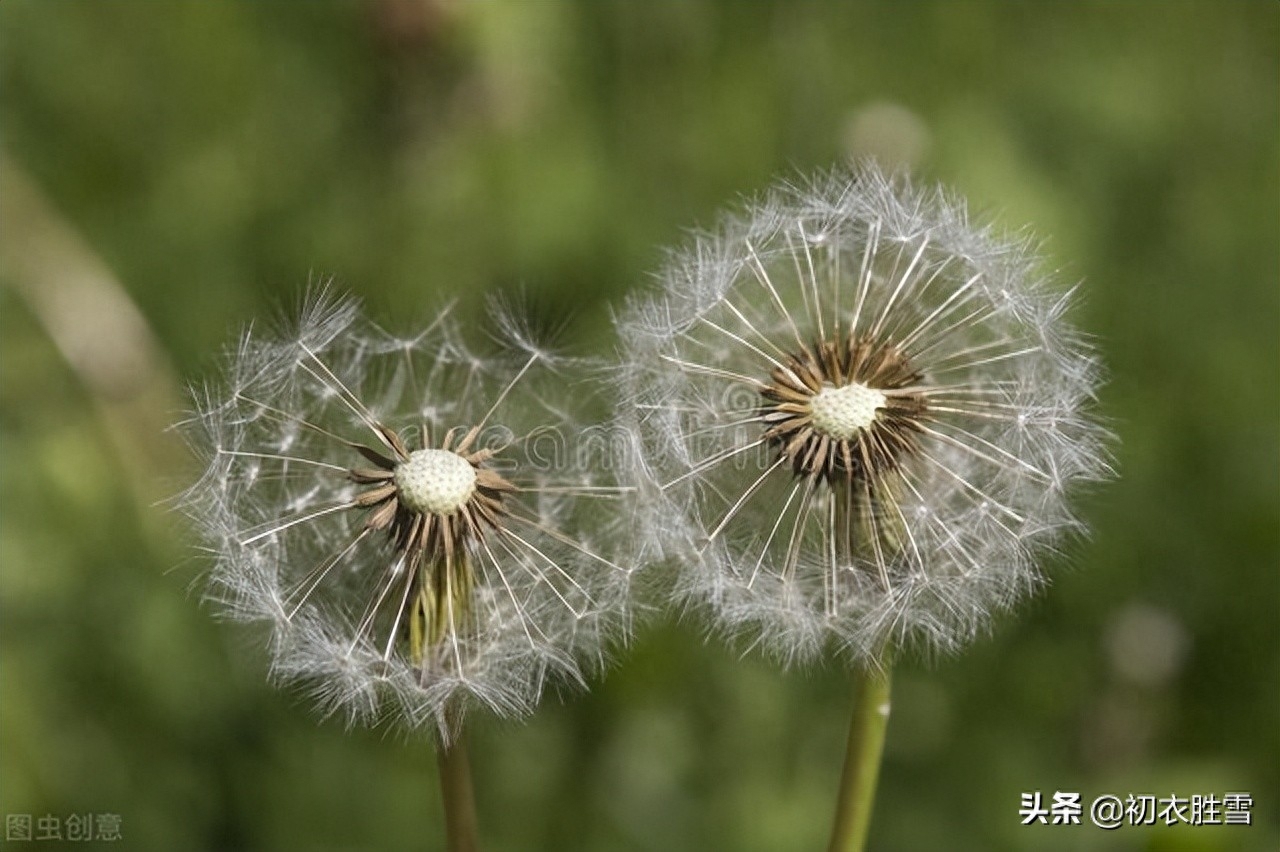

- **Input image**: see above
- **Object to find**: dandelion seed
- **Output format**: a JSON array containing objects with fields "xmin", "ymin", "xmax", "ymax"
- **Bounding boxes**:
[
  {"xmin": 178, "ymin": 292, "xmax": 633, "ymax": 742},
  {"xmin": 616, "ymin": 164, "xmax": 1112, "ymax": 665}
]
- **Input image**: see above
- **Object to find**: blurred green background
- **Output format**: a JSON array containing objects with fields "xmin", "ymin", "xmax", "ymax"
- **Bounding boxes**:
[{"xmin": 1, "ymin": 2, "xmax": 1276, "ymax": 850}]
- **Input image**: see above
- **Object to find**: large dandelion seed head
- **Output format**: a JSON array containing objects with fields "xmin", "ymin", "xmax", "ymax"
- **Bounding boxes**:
[
  {"xmin": 178, "ymin": 293, "xmax": 634, "ymax": 741},
  {"xmin": 616, "ymin": 165, "xmax": 1112, "ymax": 666}
]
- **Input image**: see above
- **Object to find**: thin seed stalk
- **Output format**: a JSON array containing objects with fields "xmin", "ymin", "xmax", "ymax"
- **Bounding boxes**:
[
  {"xmin": 827, "ymin": 665, "xmax": 892, "ymax": 852},
  {"xmin": 436, "ymin": 730, "xmax": 481, "ymax": 852},
  {"xmin": 823, "ymin": 429, "xmax": 898, "ymax": 852}
]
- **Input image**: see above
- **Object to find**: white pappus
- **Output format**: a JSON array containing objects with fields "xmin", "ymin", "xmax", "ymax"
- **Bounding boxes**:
[
  {"xmin": 614, "ymin": 164, "xmax": 1113, "ymax": 667},
  {"xmin": 178, "ymin": 293, "xmax": 635, "ymax": 741}
]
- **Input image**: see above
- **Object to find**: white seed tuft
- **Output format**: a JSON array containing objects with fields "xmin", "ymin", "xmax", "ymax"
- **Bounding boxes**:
[
  {"xmin": 176, "ymin": 291, "xmax": 636, "ymax": 742},
  {"xmin": 613, "ymin": 163, "xmax": 1114, "ymax": 667},
  {"xmin": 808, "ymin": 382, "xmax": 886, "ymax": 439},
  {"xmin": 394, "ymin": 449, "xmax": 476, "ymax": 515}
]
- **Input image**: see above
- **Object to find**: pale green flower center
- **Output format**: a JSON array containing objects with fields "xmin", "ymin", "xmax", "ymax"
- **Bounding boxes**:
[
  {"xmin": 394, "ymin": 449, "xmax": 477, "ymax": 515},
  {"xmin": 809, "ymin": 382, "xmax": 886, "ymax": 439}
]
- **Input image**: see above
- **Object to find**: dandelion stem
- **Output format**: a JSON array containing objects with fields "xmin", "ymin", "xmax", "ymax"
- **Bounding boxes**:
[
  {"xmin": 827, "ymin": 665, "xmax": 891, "ymax": 852},
  {"xmin": 436, "ymin": 731, "xmax": 481, "ymax": 852}
]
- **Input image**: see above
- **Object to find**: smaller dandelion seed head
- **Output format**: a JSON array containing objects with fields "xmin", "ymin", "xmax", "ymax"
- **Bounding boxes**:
[
  {"xmin": 394, "ymin": 449, "xmax": 478, "ymax": 516},
  {"xmin": 176, "ymin": 290, "xmax": 637, "ymax": 741},
  {"xmin": 808, "ymin": 382, "xmax": 886, "ymax": 439}
]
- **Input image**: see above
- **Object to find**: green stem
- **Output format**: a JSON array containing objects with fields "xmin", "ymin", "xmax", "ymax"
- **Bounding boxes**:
[
  {"xmin": 436, "ymin": 730, "xmax": 481, "ymax": 852},
  {"xmin": 827, "ymin": 666, "xmax": 892, "ymax": 852}
]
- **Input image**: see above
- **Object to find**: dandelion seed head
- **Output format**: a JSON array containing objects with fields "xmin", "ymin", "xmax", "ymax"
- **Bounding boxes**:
[
  {"xmin": 177, "ymin": 290, "xmax": 635, "ymax": 741},
  {"xmin": 615, "ymin": 164, "xmax": 1112, "ymax": 666}
]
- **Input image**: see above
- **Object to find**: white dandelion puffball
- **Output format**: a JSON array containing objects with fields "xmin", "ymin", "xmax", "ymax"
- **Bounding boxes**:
[
  {"xmin": 179, "ymin": 294, "xmax": 634, "ymax": 740},
  {"xmin": 616, "ymin": 165, "xmax": 1112, "ymax": 666}
]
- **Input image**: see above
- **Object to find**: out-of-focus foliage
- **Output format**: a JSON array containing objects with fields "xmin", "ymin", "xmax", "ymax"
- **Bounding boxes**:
[{"xmin": 0, "ymin": 2, "xmax": 1275, "ymax": 850}]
